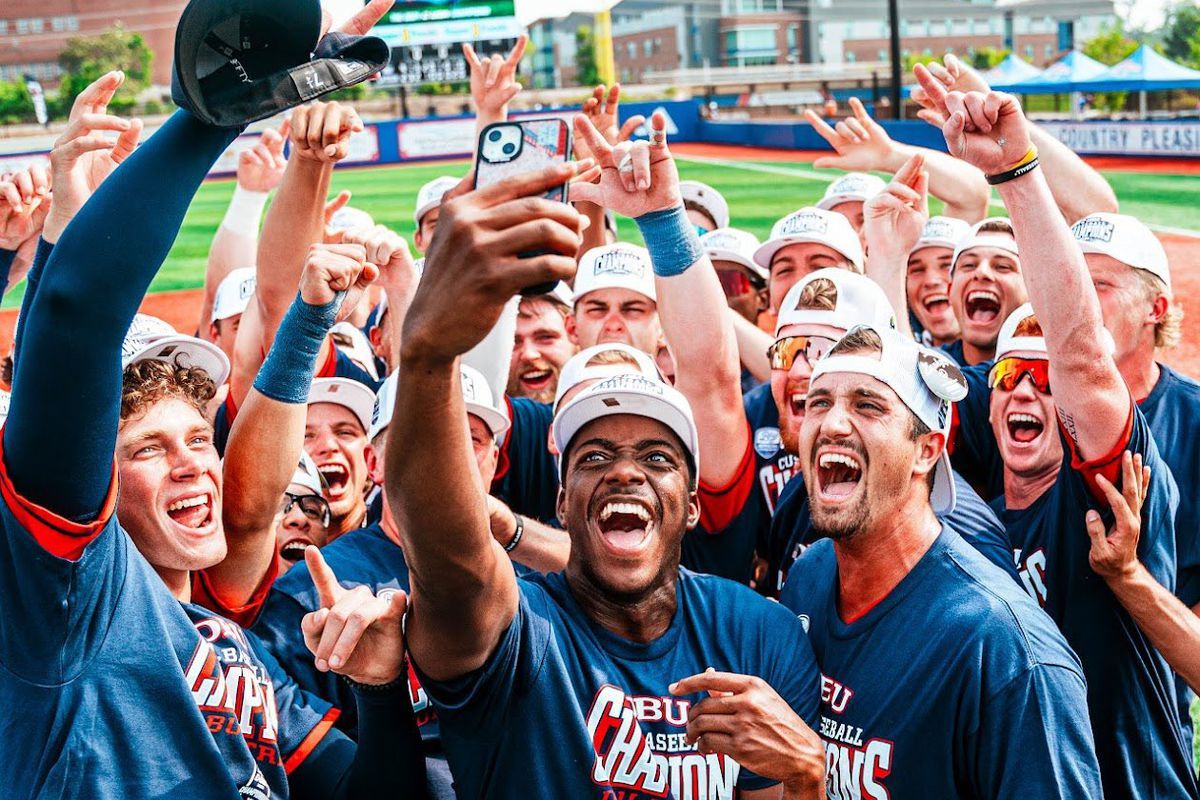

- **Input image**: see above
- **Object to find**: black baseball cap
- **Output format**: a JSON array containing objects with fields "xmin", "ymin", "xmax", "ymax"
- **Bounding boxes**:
[{"xmin": 172, "ymin": 0, "xmax": 389, "ymax": 128}]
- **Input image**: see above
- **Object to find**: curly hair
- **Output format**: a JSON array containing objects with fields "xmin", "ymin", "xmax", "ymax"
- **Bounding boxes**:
[{"xmin": 121, "ymin": 359, "xmax": 217, "ymax": 422}]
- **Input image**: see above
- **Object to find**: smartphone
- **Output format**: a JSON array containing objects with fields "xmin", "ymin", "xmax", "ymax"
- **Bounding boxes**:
[{"xmin": 474, "ymin": 118, "xmax": 572, "ymax": 296}]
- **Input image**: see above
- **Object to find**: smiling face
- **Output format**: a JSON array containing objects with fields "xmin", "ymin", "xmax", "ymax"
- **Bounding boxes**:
[
  {"xmin": 569, "ymin": 288, "xmax": 661, "ymax": 355},
  {"xmin": 989, "ymin": 357, "xmax": 1062, "ymax": 481},
  {"xmin": 274, "ymin": 481, "xmax": 331, "ymax": 574},
  {"xmin": 558, "ymin": 414, "xmax": 699, "ymax": 601},
  {"xmin": 508, "ymin": 297, "xmax": 577, "ymax": 403},
  {"xmin": 1085, "ymin": 253, "xmax": 1161, "ymax": 367},
  {"xmin": 949, "ymin": 238, "xmax": 1027, "ymax": 360},
  {"xmin": 770, "ymin": 322, "xmax": 845, "ymax": 455},
  {"xmin": 800, "ymin": 370, "xmax": 941, "ymax": 541},
  {"xmin": 768, "ymin": 243, "xmax": 852, "ymax": 313},
  {"xmin": 906, "ymin": 246, "xmax": 959, "ymax": 345},
  {"xmin": 117, "ymin": 396, "xmax": 225, "ymax": 576},
  {"xmin": 304, "ymin": 402, "xmax": 368, "ymax": 534}
]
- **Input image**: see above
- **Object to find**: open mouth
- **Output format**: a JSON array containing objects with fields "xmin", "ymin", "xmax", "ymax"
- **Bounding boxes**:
[
  {"xmin": 922, "ymin": 293, "xmax": 950, "ymax": 314},
  {"xmin": 520, "ymin": 368, "xmax": 554, "ymax": 393},
  {"xmin": 317, "ymin": 463, "xmax": 349, "ymax": 498},
  {"xmin": 965, "ymin": 289, "xmax": 1001, "ymax": 325},
  {"xmin": 789, "ymin": 392, "xmax": 806, "ymax": 417},
  {"xmin": 596, "ymin": 500, "xmax": 654, "ymax": 555},
  {"xmin": 279, "ymin": 538, "xmax": 313, "ymax": 563},
  {"xmin": 1006, "ymin": 412, "xmax": 1045, "ymax": 444},
  {"xmin": 815, "ymin": 451, "xmax": 863, "ymax": 501},
  {"xmin": 166, "ymin": 492, "xmax": 214, "ymax": 530}
]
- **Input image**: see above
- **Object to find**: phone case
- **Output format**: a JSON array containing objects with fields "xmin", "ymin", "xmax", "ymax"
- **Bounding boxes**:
[{"xmin": 475, "ymin": 119, "xmax": 572, "ymax": 296}]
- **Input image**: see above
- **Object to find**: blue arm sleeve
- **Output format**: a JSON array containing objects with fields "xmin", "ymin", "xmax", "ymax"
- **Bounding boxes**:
[
  {"xmin": 0, "ymin": 248, "xmax": 15, "ymax": 296},
  {"xmin": 11, "ymin": 237, "xmax": 53, "ymax": 371},
  {"xmin": 4, "ymin": 112, "xmax": 239, "ymax": 520}
]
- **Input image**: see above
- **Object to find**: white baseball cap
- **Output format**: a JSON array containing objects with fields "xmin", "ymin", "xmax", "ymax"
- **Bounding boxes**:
[
  {"xmin": 753, "ymin": 207, "xmax": 864, "ymax": 272},
  {"xmin": 327, "ymin": 205, "xmax": 375, "ymax": 233},
  {"xmin": 211, "ymin": 267, "xmax": 257, "ymax": 322},
  {"xmin": 330, "ymin": 322, "xmax": 380, "ymax": 381},
  {"xmin": 290, "ymin": 451, "xmax": 324, "ymax": 495},
  {"xmin": 810, "ymin": 324, "xmax": 967, "ymax": 514},
  {"xmin": 413, "ymin": 176, "xmax": 460, "ymax": 226},
  {"xmin": 994, "ymin": 304, "xmax": 1047, "ymax": 362},
  {"xmin": 552, "ymin": 373, "xmax": 700, "ymax": 485},
  {"xmin": 816, "ymin": 172, "xmax": 887, "ymax": 211},
  {"xmin": 308, "ymin": 377, "xmax": 375, "ymax": 434},
  {"xmin": 1071, "ymin": 212, "xmax": 1171, "ymax": 292},
  {"xmin": 680, "ymin": 180, "xmax": 730, "ymax": 229},
  {"xmin": 572, "ymin": 243, "xmax": 656, "ymax": 305},
  {"xmin": 951, "ymin": 217, "xmax": 1018, "ymax": 269},
  {"xmin": 460, "ymin": 363, "xmax": 510, "ymax": 438},
  {"xmin": 912, "ymin": 216, "xmax": 970, "ymax": 254},
  {"xmin": 122, "ymin": 314, "xmax": 231, "ymax": 387},
  {"xmin": 701, "ymin": 227, "xmax": 767, "ymax": 282},
  {"xmin": 553, "ymin": 343, "xmax": 661, "ymax": 411},
  {"xmin": 775, "ymin": 269, "xmax": 897, "ymax": 338}
]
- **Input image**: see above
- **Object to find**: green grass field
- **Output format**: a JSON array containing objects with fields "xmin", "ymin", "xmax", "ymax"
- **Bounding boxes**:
[{"xmin": 18, "ymin": 153, "xmax": 1193, "ymax": 310}]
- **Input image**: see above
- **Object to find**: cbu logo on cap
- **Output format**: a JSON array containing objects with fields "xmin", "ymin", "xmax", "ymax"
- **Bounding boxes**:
[
  {"xmin": 238, "ymin": 277, "xmax": 257, "ymax": 301},
  {"xmin": 1071, "ymin": 217, "xmax": 1115, "ymax": 244},
  {"xmin": 779, "ymin": 211, "xmax": 828, "ymax": 236},
  {"xmin": 461, "ymin": 371, "xmax": 483, "ymax": 403},
  {"xmin": 593, "ymin": 249, "xmax": 647, "ymax": 278},
  {"xmin": 922, "ymin": 219, "xmax": 957, "ymax": 240},
  {"xmin": 595, "ymin": 374, "xmax": 663, "ymax": 396}
]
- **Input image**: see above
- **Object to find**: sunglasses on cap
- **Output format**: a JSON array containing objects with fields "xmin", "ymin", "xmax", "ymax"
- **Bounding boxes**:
[
  {"xmin": 767, "ymin": 335, "xmax": 838, "ymax": 371},
  {"xmin": 280, "ymin": 492, "xmax": 332, "ymax": 527},
  {"xmin": 716, "ymin": 268, "xmax": 755, "ymax": 299},
  {"xmin": 988, "ymin": 357, "xmax": 1051, "ymax": 395}
]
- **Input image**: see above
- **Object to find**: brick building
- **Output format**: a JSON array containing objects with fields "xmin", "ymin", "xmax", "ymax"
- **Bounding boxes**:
[{"xmin": 0, "ymin": 0, "xmax": 188, "ymax": 86}]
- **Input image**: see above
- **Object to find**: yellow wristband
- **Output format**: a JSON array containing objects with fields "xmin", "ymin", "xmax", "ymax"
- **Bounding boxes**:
[{"xmin": 1003, "ymin": 146, "xmax": 1038, "ymax": 173}]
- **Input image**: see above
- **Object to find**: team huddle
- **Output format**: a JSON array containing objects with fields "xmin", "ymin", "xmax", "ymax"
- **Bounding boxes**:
[{"xmin": 0, "ymin": 0, "xmax": 1199, "ymax": 797}]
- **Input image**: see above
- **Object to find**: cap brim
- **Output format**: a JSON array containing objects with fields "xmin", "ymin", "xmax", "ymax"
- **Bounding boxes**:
[
  {"xmin": 554, "ymin": 390, "xmax": 696, "ymax": 466},
  {"xmin": 308, "ymin": 379, "xmax": 375, "ymax": 433},
  {"xmin": 931, "ymin": 451, "xmax": 956, "ymax": 515},
  {"xmin": 466, "ymin": 404, "xmax": 511, "ymax": 438},
  {"xmin": 413, "ymin": 200, "xmax": 439, "ymax": 226},
  {"xmin": 816, "ymin": 194, "xmax": 867, "ymax": 211},
  {"xmin": 124, "ymin": 336, "xmax": 231, "ymax": 387}
]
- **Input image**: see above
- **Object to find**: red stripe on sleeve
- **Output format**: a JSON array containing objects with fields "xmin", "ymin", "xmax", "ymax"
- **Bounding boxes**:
[
  {"xmin": 315, "ymin": 337, "xmax": 338, "ymax": 379},
  {"xmin": 0, "ymin": 432, "xmax": 118, "ymax": 561},
  {"xmin": 697, "ymin": 423, "xmax": 755, "ymax": 532},
  {"xmin": 1063, "ymin": 401, "xmax": 1135, "ymax": 503},
  {"xmin": 284, "ymin": 707, "xmax": 342, "ymax": 774},
  {"xmin": 191, "ymin": 554, "xmax": 281, "ymax": 629}
]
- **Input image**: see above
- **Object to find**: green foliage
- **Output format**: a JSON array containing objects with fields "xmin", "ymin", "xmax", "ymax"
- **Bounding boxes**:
[
  {"xmin": 575, "ymin": 25, "xmax": 601, "ymax": 88},
  {"xmin": 1160, "ymin": 2, "xmax": 1200, "ymax": 67},
  {"xmin": 57, "ymin": 25, "xmax": 152, "ymax": 113},
  {"xmin": 1082, "ymin": 21, "xmax": 1140, "ymax": 111},
  {"xmin": 0, "ymin": 80, "xmax": 35, "ymax": 125},
  {"xmin": 901, "ymin": 52, "xmax": 941, "ymax": 73},
  {"xmin": 970, "ymin": 47, "xmax": 1010, "ymax": 70}
]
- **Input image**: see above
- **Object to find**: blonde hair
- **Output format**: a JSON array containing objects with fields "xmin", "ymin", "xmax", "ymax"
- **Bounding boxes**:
[{"xmin": 1138, "ymin": 270, "xmax": 1183, "ymax": 349}]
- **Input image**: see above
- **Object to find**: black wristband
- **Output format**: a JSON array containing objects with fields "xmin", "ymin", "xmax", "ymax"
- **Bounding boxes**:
[
  {"xmin": 342, "ymin": 672, "xmax": 408, "ymax": 695},
  {"xmin": 504, "ymin": 513, "xmax": 525, "ymax": 552},
  {"xmin": 986, "ymin": 157, "xmax": 1040, "ymax": 186}
]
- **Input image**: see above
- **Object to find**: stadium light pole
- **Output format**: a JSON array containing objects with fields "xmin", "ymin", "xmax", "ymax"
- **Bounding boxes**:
[{"xmin": 888, "ymin": 0, "xmax": 902, "ymax": 118}]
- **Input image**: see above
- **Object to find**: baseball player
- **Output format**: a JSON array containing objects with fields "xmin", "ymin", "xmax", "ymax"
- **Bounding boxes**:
[
  {"xmin": 412, "ymin": 176, "xmax": 460, "ymax": 254},
  {"xmin": 775, "ymin": 324, "xmax": 1102, "ymax": 797},
  {"xmin": 943, "ymin": 217, "xmax": 1027, "ymax": 366},
  {"xmin": 905, "ymin": 215, "xmax": 969, "ymax": 347},
  {"xmin": 680, "ymin": 179, "xmax": 730, "ymax": 233},
  {"xmin": 209, "ymin": 266, "xmax": 256, "ymax": 362},
  {"xmin": 381, "ymin": 119, "xmax": 826, "ymax": 795},
  {"xmin": 568, "ymin": 241, "xmax": 661, "ymax": 355},
  {"xmin": 507, "ymin": 285, "xmax": 578, "ymax": 403},
  {"xmin": 815, "ymin": 171, "xmax": 886, "ymax": 239},
  {"xmin": 916, "ymin": 70, "xmax": 1198, "ymax": 797}
]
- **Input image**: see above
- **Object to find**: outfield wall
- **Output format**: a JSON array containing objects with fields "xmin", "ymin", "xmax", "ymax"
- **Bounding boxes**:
[{"xmin": 3, "ymin": 98, "xmax": 1199, "ymax": 176}]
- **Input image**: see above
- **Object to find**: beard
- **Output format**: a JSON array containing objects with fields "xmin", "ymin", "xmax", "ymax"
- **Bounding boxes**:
[
  {"xmin": 808, "ymin": 492, "xmax": 870, "ymax": 541},
  {"xmin": 507, "ymin": 358, "xmax": 560, "ymax": 404}
]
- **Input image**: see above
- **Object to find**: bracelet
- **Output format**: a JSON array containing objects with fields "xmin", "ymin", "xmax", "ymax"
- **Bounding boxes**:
[
  {"xmin": 504, "ymin": 512, "xmax": 525, "ymax": 552},
  {"xmin": 634, "ymin": 206, "xmax": 704, "ymax": 277},
  {"xmin": 342, "ymin": 672, "xmax": 408, "ymax": 694},
  {"xmin": 1003, "ymin": 145, "xmax": 1038, "ymax": 173},
  {"xmin": 986, "ymin": 157, "xmax": 1040, "ymax": 186}
]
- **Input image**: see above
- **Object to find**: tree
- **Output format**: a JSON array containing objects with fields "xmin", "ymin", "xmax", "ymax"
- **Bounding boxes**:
[
  {"xmin": 0, "ymin": 81, "xmax": 34, "ymax": 125},
  {"xmin": 575, "ymin": 25, "xmax": 601, "ymax": 88},
  {"xmin": 970, "ymin": 47, "xmax": 1010, "ymax": 71},
  {"xmin": 57, "ymin": 25, "xmax": 152, "ymax": 112},
  {"xmin": 1082, "ymin": 21, "xmax": 1140, "ymax": 111},
  {"xmin": 1159, "ymin": 2, "xmax": 1200, "ymax": 67}
]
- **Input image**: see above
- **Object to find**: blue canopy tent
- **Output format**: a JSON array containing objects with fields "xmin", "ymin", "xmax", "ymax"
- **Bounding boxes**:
[
  {"xmin": 983, "ymin": 54, "xmax": 1043, "ymax": 89},
  {"xmin": 1002, "ymin": 49, "xmax": 1108, "ymax": 94},
  {"xmin": 1079, "ymin": 45, "xmax": 1200, "ymax": 116}
]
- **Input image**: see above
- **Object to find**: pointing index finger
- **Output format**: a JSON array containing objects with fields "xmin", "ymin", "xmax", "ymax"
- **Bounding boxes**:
[
  {"xmin": 305, "ymin": 546, "xmax": 344, "ymax": 609},
  {"xmin": 913, "ymin": 63, "xmax": 950, "ymax": 114}
]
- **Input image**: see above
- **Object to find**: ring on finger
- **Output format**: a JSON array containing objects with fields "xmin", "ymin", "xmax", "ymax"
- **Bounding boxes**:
[
  {"xmin": 650, "ymin": 127, "xmax": 666, "ymax": 145},
  {"xmin": 618, "ymin": 153, "xmax": 635, "ymax": 173}
]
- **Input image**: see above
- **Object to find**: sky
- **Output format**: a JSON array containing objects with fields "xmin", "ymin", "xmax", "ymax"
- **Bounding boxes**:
[{"xmin": 1121, "ymin": 0, "xmax": 1173, "ymax": 31}]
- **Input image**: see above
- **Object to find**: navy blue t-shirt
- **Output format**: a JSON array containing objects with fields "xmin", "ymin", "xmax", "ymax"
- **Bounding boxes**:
[
  {"xmin": 492, "ymin": 396, "xmax": 559, "ymax": 522},
  {"xmin": 765, "ymin": 467, "xmax": 1017, "ymax": 594},
  {"xmin": 995, "ymin": 408, "xmax": 1197, "ymax": 800},
  {"xmin": 419, "ymin": 568, "xmax": 820, "ymax": 799},
  {"xmin": 948, "ymin": 360, "xmax": 1005, "ymax": 501},
  {"xmin": 940, "ymin": 338, "xmax": 969, "ymax": 367},
  {"xmin": 781, "ymin": 526, "xmax": 1103, "ymax": 798},
  {"xmin": 0, "ymin": 469, "xmax": 341, "ymax": 798}
]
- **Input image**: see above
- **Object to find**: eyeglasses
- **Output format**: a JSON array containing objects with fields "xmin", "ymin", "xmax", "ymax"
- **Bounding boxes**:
[
  {"xmin": 716, "ymin": 269, "xmax": 754, "ymax": 299},
  {"xmin": 767, "ymin": 335, "xmax": 838, "ymax": 371},
  {"xmin": 281, "ymin": 492, "xmax": 332, "ymax": 527},
  {"xmin": 988, "ymin": 357, "xmax": 1051, "ymax": 394}
]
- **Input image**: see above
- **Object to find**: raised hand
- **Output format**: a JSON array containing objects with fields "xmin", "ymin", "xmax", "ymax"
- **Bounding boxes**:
[
  {"xmin": 298, "ymin": 242, "xmax": 379, "ymax": 317},
  {"xmin": 320, "ymin": 0, "xmax": 395, "ymax": 38},
  {"xmin": 403, "ymin": 164, "xmax": 589, "ymax": 364},
  {"xmin": 570, "ymin": 110, "xmax": 680, "ymax": 218},
  {"xmin": 464, "ymin": 35, "xmax": 527, "ymax": 117},
  {"xmin": 236, "ymin": 120, "xmax": 289, "ymax": 193},
  {"xmin": 669, "ymin": 670, "xmax": 825, "ymax": 797},
  {"xmin": 42, "ymin": 71, "xmax": 143, "ymax": 242},
  {"xmin": 288, "ymin": 101, "xmax": 364, "ymax": 164},
  {"xmin": 337, "ymin": 224, "xmax": 418, "ymax": 292},
  {"xmin": 580, "ymin": 84, "xmax": 645, "ymax": 151},
  {"xmin": 863, "ymin": 153, "xmax": 929, "ymax": 258},
  {"xmin": 913, "ymin": 64, "xmax": 1031, "ymax": 176},
  {"xmin": 805, "ymin": 97, "xmax": 895, "ymax": 172},
  {"xmin": 910, "ymin": 53, "xmax": 990, "ymax": 111},
  {"xmin": 1087, "ymin": 452, "xmax": 1151, "ymax": 583},
  {"xmin": 0, "ymin": 164, "xmax": 50, "ymax": 250},
  {"xmin": 300, "ymin": 546, "xmax": 407, "ymax": 684}
]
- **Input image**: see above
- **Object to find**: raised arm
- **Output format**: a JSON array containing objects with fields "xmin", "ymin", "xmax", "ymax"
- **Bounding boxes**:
[
  {"xmin": 806, "ymin": 97, "xmax": 989, "ymax": 223},
  {"xmin": 0, "ymin": 163, "xmax": 50, "ymax": 291},
  {"xmin": 464, "ymin": 35, "xmax": 527, "ymax": 151},
  {"xmin": 1088, "ymin": 453, "xmax": 1200, "ymax": 693},
  {"xmin": 912, "ymin": 54, "xmax": 1119, "ymax": 222},
  {"xmin": 915, "ymin": 69, "xmax": 1131, "ymax": 459},
  {"xmin": 571, "ymin": 111, "xmax": 750, "ymax": 487},
  {"xmin": 198, "ymin": 122, "xmax": 287, "ymax": 338},
  {"xmin": 7, "ymin": 102, "xmax": 234, "ymax": 519},
  {"xmin": 729, "ymin": 308, "xmax": 772, "ymax": 383},
  {"xmin": 861, "ymin": 153, "xmax": 929, "ymax": 339},
  {"xmin": 210, "ymin": 245, "xmax": 376, "ymax": 610},
  {"xmin": 388, "ymin": 162, "xmax": 587, "ymax": 682},
  {"xmin": 574, "ymin": 84, "xmax": 645, "ymax": 259}
]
